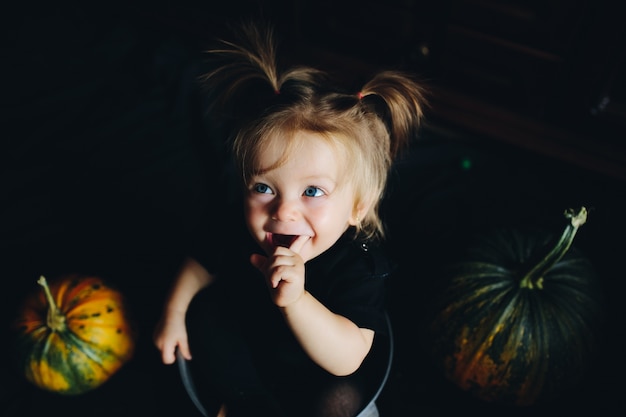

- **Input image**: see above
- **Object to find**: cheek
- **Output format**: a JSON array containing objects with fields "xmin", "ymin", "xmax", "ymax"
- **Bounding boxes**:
[
  {"xmin": 306, "ymin": 206, "xmax": 336, "ymax": 226},
  {"xmin": 245, "ymin": 200, "xmax": 267, "ymax": 225},
  {"xmin": 309, "ymin": 199, "xmax": 353, "ymax": 224},
  {"xmin": 307, "ymin": 207, "xmax": 353, "ymax": 240}
]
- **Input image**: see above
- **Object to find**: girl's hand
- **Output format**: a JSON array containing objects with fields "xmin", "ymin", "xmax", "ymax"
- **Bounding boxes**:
[
  {"xmin": 250, "ymin": 235, "xmax": 310, "ymax": 307},
  {"xmin": 153, "ymin": 309, "xmax": 191, "ymax": 364}
]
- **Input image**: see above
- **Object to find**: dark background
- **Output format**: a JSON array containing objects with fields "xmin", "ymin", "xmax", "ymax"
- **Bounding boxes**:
[{"xmin": 2, "ymin": 1, "xmax": 625, "ymax": 416}]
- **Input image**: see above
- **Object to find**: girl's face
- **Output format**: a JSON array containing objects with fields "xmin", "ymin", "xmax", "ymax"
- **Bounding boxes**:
[{"xmin": 244, "ymin": 131, "xmax": 359, "ymax": 262}]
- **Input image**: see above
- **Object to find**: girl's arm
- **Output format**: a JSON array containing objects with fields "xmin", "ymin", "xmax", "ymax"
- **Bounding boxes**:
[
  {"xmin": 281, "ymin": 293, "xmax": 375, "ymax": 376},
  {"xmin": 250, "ymin": 236, "xmax": 375, "ymax": 376},
  {"xmin": 153, "ymin": 257, "xmax": 215, "ymax": 364}
]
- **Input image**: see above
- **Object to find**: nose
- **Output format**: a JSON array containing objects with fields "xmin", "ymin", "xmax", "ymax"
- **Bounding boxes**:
[{"xmin": 271, "ymin": 196, "xmax": 299, "ymax": 222}]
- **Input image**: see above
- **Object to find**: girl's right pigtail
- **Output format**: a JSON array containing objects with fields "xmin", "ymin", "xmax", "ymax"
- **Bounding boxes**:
[
  {"xmin": 200, "ymin": 22, "xmax": 331, "ymax": 122},
  {"xmin": 200, "ymin": 22, "xmax": 282, "ymax": 113},
  {"xmin": 360, "ymin": 71, "xmax": 429, "ymax": 159}
]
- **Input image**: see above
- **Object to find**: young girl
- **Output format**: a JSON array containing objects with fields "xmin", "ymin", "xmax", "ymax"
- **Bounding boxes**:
[{"xmin": 154, "ymin": 23, "xmax": 427, "ymax": 417}]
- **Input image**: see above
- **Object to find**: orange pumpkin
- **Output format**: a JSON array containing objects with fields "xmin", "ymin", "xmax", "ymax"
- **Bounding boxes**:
[{"xmin": 13, "ymin": 275, "xmax": 136, "ymax": 395}]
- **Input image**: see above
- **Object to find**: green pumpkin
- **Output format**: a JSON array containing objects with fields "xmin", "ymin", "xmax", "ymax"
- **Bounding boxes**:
[{"xmin": 430, "ymin": 207, "xmax": 605, "ymax": 406}]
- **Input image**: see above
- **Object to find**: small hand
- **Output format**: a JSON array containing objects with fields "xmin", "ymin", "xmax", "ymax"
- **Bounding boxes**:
[
  {"xmin": 250, "ymin": 235, "xmax": 310, "ymax": 306},
  {"xmin": 153, "ymin": 310, "xmax": 191, "ymax": 364}
]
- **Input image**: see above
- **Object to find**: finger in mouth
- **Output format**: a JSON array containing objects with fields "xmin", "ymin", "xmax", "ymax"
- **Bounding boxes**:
[{"xmin": 271, "ymin": 234, "xmax": 298, "ymax": 248}]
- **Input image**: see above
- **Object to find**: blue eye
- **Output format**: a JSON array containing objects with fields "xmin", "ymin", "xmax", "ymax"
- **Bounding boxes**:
[
  {"xmin": 253, "ymin": 183, "xmax": 273, "ymax": 194},
  {"xmin": 303, "ymin": 186, "xmax": 324, "ymax": 197}
]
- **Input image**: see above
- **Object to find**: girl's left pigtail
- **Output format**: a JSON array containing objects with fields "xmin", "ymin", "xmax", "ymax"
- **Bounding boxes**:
[{"xmin": 361, "ymin": 71, "xmax": 428, "ymax": 159}]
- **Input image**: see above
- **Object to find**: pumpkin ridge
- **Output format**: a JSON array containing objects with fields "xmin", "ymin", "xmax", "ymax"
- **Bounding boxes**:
[
  {"xmin": 62, "ymin": 289, "xmax": 119, "ymax": 314},
  {"xmin": 446, "ymin": 284, "xmax": 519, "ymax": 381},
  {"xmin": 64, "ymin": 328, "xmax": 133, "ymax": 365}
]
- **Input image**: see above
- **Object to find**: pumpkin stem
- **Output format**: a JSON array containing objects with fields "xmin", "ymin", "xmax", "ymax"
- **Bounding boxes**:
[
  {"xmin": 38, "ymin": 275, "xmax": 67, "ymax": 331},
  {"xmin": 519, "ymin": 207, "xmax": 587, "ymax": 290}
]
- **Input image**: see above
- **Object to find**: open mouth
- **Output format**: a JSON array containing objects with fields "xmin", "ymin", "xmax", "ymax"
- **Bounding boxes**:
[{"xmin": 270, "ymin": 234, "xmax": 298, "ymax": 248}]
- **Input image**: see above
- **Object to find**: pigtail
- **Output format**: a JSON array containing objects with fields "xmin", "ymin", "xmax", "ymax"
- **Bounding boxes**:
[
  {"xmin": 200, "ymin": 22, "xmax": 330, "ymax": 116},
  {"xmin": 359, "ymin": 71, "xmax": 428, "ymax": 159},
  {"xmin": 200, "ymin": 22, "xmax": 279, "ymax": 99}
]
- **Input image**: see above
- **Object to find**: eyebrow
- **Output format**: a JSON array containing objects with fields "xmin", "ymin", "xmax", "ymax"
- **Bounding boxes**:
[
  {"xmin": 301, "ymin": 174, "xmax": 337, "ymax": 183},
  {"xmin": 250, "ymin": 172, "xmax": 340, "ymax": 190}
]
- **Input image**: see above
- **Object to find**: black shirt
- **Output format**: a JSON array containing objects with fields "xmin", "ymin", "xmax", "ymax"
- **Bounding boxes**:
[
  {"xmin": 186, "ymin": 223, "xmax": 394, "ymax": 416},
  {"xmin": 195, "ymin": 225, "xmax": 390, "ymax": 331}
]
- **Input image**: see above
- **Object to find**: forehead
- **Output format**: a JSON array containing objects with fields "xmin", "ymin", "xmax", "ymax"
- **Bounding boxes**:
[{"xmin": 255, "ymin": 130, "xmax": 347, "ymax": 172}]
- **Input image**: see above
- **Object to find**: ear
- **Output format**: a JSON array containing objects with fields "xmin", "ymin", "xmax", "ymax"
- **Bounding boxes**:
[
  {"xmin": 349, "ymin": 196, "xmax": 375, "ymax": 226},
  {"xmin": 348, "ymin": 213, "xmax": 359, "ymax": 226}
]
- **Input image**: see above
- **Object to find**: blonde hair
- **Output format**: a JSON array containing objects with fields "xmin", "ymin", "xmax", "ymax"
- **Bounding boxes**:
[{"xmin": 202, "ymin": 23, "xmax": 428, "ymax": 240}]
